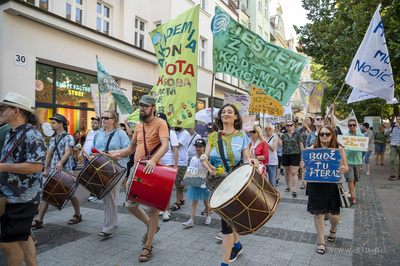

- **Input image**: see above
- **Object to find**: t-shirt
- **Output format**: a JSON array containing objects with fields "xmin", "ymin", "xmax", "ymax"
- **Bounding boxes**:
[
  {"xmin": 266, "ymin": 134, "xmax": 278, "ymax": 166},
  {"xmin": 83, "ymin": 129, "xmax": 99, "ymax": 157},
  {"xmin": 187, "ymin": 133, "xmax": 202, "ymax": 163},
  {"xmin": 281, "ymin": 132, "xmax": 303, "ymax": 155},
  {"xmin": 161, "ymin": 129, "xmax": 178, "ymax": 166},
  {"xmin": 364, "ymin": 130, "xmax": 374, "ymax": 151},
  {"xmin": 208, "ymin": 131, "xmax": 250, "ymax": 174},
  {"xmin": 344, "ymin": 132, "xmax": 364, "ymax": 165},
  {"xmin": 189, "ymin": 155, "xmax": 205, "ymax": 169},
  {"xmin": 48, "ymin": 131, "xmax": 75, "ymax": 174},
  {"xmin": 176, "ymin": 129, "xmax": 191, "ymax": 166},
  {"xmin": 306, "ymin": 131, "xmax": 317, "ymax": 148},
  {"xmin": 374, "ymin": 132, "xmax": 387, "ymax": 143},
  {"xmin": 0, "ymin": 124, "xmax": 46, "ymax": 204},
  {"xmin": 133, "ymin": 117, "xmax": 169, "ymax": 164},
  {"xmin": 93, "ymin": 129, "xmax": 131, "ymax": 168}
]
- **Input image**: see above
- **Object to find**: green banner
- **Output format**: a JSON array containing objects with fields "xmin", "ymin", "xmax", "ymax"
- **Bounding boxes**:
[
  {"xmin": 149, "ymin": 5, "xmax": 199, "ymax": 128},
  {"xmin": 96, "ymin": 56, "xmax": 133, "ymax": 114},
  {"xmin": 211, "ymin": 6, "xmax": 309, "ymax": 105}
]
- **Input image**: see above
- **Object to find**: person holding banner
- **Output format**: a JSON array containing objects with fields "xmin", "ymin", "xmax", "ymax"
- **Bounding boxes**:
[
  {"xmin": 278, "ymin": 120, "xmax": 304, "ymax": 197},
  {"xmin": 201, "ymin": 103, "xmax": 256, "ymax": 265},
  {"xmin": 302, "ymin": 126, "xmax": 349, "ymax": 255}
]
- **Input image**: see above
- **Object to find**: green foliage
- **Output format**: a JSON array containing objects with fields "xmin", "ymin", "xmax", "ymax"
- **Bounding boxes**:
[{"xmin": 295, "ymin": 0, "xmax": 399, "ymax": 121}]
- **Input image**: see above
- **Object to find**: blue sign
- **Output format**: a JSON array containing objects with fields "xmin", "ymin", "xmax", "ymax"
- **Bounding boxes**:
[{"xmin": 302, "ymin": 148, "xmax": 342, "ymax": 183}]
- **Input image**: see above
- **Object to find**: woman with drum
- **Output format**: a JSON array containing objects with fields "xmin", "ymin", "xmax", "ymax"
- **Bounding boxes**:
[
  {"xmin": 301, "ymin": 126, "xmax": 349, "ymax": 254},
  {"xmin": 278, "ymin": 120, "xmax": 304, "ymax": 197},
  {"xmin": 201, "ymin": 103, "xmax": 256, "ymax": 265},
  {"xmin": 264, "ymin": 123, "xmax": 279, "ymax": 188},
  {"xmin": 249, "ymin": 125, "xmax": 269, "ymax": 178},
  {"xmin": 92, "ymin": 110, "xmax": 130, "ymax": 238}
]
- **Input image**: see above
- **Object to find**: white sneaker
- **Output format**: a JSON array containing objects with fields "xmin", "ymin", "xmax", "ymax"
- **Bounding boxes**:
[
  {"xmin": 205, "ymin": 216, "xmax": 211, "ymax": 225},
  {"xmin": 183, "ymin": 219, "xmax": 194, "ymax": 227},
  {"xmin": 159, "ymin": 211, "xmax": 164, "ymax": 216},
  {"xmin": 367, "ymin": 171, "xmax": 370, "ymax": 175},
  {"xmin": 88, "ymin": 195, "xmax": 96, "ymax": 202},
  {"xmin": 162, "ymin": 211, "xmax": 171, "ymax": 221}
]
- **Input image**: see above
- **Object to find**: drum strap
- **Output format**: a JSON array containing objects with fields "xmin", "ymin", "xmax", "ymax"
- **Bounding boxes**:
[
  {"xmin": 143, "ymin": 124, "xmax": 161, "ymax": 159},
  {"xmin": 217, "ymin": 132, "xmax": 230, "ymax": 172},
  {"xmin": 104, "ymin": 131, "xmax": 116, "ymax": 153},
  {"xmin": 1, "ymin": 126, "xmax": 32, "ymax": 163}
]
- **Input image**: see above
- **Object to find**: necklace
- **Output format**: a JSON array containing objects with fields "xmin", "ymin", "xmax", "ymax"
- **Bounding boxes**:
[{"xmin": 221, "ymin": 128, "xmax": 236, "ymax": 136}]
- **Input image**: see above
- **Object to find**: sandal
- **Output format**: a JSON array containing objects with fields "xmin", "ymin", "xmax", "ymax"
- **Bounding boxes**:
[
  {"xmin": 98, "ymin": 232, "xmax": 113, "ymax": 238},
  {"xmin": 201, "ymin": 209, "xmax": 213, "ymax": 215},
  {"xmin": 139, "ymin": 245, "xmax": 153, "ymax": 262},
  {"xmin": 300, "ymin": 184, "xmax": 305, "ymax": 189},
  {"xmin": 292, "ymin": 191, "xmax": 297, "ymax": 197},
  {"xmin": 214, "ymin": 233, "xmax": 223, "ymax": 241},
  {"xmin": 170, "ymin": 203, "xmax": 181, "ymax": 211},
  {"xmin": 142, "ymin": 226, "xmax": 160, "ymax": 244},
  {"xmin": 327, "ymin": 230, "xmax": 336, "ymax": 242},
  {"xmin": 285, "ymin": 187, "xmax": 290, "ymax": 192},
  {"xmin": 68, "ymin": 214, "xmax": 82, "ymax": 225},
  {"xmin": 31, "ymin": 219, "xmax": 43, "ymax": 230},
  {"xmin": 316, "ymin": 243, "xmax": 326, "ymax": 254},
  {"xmin": 179, "ymin": 200, "xmax": 185, "ymax": 205}
]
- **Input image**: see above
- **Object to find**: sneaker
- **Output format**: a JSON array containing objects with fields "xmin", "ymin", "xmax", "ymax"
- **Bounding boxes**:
[
  {"xmin": 280, "ymin": 169, "xmax": 284, "ymax": 175},
  {"xmin": 360, "ymin": 168, "xmax": 364, "ymax": 172},
  {"xmin": 352, "ymin": 197, "xmax": 356, "ymax": 204},
  {"xmin": 276, "ymin": 180, "xmax": 279, "ymax": 186},
  {"xmin": 229, "ymin": 245, "xmax": 243, "ymax": 262},
  {"xmin": 389, "ymin": 176, "xmax": 397, "ymax": 181},
  {"xmin": 88, "ymin": 195, "xmax": 97, "ymax": 202},
  {"xmin": 183, "ymin": 219, "xmax": 194, "ymax": 227},
  {"xmin": 162, "ymin": 211, "xmax": 171, "ymax": 222},
  {"xmin": 366, "ymin": 171, "xmax": 370, "ymax": 175},
  {"xmin": 205, "ymin": 216, "xmax": 211, "ymax": 225},
  {"xmin": 159, "ymin": 211, "xmax": 164, "ymax": 216}
]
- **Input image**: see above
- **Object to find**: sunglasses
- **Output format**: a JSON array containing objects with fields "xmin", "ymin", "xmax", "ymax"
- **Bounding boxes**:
[
  {"xmin": 265, "ymin": 128, "xmax": 272, "ymax": 131},
  {"xmin": 101, "ymin": 116, "xmax": 112, "ymax": 120},
  {"xmin": 315, "ymin": 118, "xmax": 324, "ymax": 121},
  {"xmin": 348, "ymin": 124, "xmax": 357, "ymax": 127},
  {"xmin": 319, "ymin": 132, "xmax": 332, "ymax": 137},
  {"xmin": 286, "ymin": 124, "xmax": 294, "ymax": 127},
  {"xmin": 139, "ymin": 104, "xmax": 150, "ymax": 110},
  {"xmin": 250, "ymin": 130, "xmax": 257, "ymax": 134}
]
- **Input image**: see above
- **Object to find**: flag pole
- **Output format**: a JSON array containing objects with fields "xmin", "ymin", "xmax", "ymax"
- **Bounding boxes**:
[
  {"xmin": 210, "ymin": 73, "xmax": 215, "ymax": 130},
  {"xmin": 325, "ymin": 81, "xmax": 346, "ymax": 123}
]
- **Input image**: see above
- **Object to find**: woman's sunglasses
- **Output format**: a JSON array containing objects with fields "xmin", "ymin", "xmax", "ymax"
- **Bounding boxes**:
[
  {"xmin": 319, "ymin": 132, "xmax": 332, "ymax": 137},
  {"xmin": 315, "ymin": 118, "xmax": 324, "ymax": 121},
  {"xmin": 101, "ymin": 116, "xmax": 112, "ymax": 120},
  {"xmin": 250, "ymin": 130, "xmax": 257, "ymax": 134}
]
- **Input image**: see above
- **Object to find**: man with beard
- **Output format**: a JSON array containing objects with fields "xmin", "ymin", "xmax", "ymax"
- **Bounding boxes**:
[{"xmin": 109, "ymin": 95, "xmax": 169, "ymax": 262}]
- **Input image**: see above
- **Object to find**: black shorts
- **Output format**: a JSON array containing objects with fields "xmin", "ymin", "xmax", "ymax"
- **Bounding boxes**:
[
  {"xmin": 282, "ymin": 153, "xmax": 301, "ymax": 167},
  {"xmin": 278, "ymin": 155, "xmax": 283, "ymax": 168},
  {"xmin": 0, "ymin": 203, "xmax": 38, "ymax": 243},
  {"xmin": 221, "ymin": 218, "xmax": 233, "ymax": 234}
]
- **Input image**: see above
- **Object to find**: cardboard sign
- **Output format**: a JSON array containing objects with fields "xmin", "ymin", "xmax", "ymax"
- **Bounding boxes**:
[
  {"xmin": 182, "ymin": 167, "xmax": 208, "ymax": 187},
  {"xmin": 242, "ymin": 115, "xmax": 256, "ymax": 131},
  {"xmin": 337, "ymin": 135, "xmax": 369, "ymax": 151},
  {"xmin": 302, "ymin": 148, "xmax": 342, "ymax": 183},
  {"xmin": 195, "ymin": 123, "xmax": 209, "ymax": 138}
]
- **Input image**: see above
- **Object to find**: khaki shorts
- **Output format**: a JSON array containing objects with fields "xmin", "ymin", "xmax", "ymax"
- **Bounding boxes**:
[
  {"xmin": 344, "ymin": 164, "xmax": 361, "ymax": 182},
  {"xmin": 175, "ymin": 166, "xmax": 187, "ymax": 190}
]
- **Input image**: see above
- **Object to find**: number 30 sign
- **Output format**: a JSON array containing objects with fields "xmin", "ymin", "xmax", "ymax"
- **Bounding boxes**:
[{"xmin": 14, "ymin": 52, "xmax": 28, "ymax": 67}]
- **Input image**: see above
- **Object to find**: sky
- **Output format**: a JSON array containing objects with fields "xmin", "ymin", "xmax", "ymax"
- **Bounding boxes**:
[{"xmin": 269, "ymin": 0, "xmax": 309, "ymax": 40}]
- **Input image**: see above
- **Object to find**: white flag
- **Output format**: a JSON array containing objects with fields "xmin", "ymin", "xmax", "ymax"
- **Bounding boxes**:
[
  {"xmin": 348, "ymin": 87, "xmax": 398, "ymax": 104},
  {"xmin": 345, "ymin": 4, "xmax": 394, "ymax": 102}
]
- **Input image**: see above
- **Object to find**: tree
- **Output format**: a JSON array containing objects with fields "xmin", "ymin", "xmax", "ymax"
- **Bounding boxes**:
[{"xmin": 295, "ymin": 0, "xmax": 399, "ymax": 121}]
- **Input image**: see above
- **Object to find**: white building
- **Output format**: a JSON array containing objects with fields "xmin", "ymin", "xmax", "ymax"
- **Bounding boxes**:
[{"xmin": 0, "ymin": 0, "xmax": 253, "ymax": 134}]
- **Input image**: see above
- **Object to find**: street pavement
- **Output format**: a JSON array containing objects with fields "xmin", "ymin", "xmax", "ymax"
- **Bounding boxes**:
[{"xmin": 1, "ymin": 148, "xmax": 400, "ymax": 265}]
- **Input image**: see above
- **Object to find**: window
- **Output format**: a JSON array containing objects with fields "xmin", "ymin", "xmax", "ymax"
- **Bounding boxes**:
[
  {"xmin": 154, "ymin": 21, "xmax": 162, "ymax": 28},
  {"xmin": 97, "ymin": 2, "xmax": 111, "ymax": 35},
  {"xmin": 258, "ymin": 0, "xmax": 262, "ymax": 11},
  {"xmin": 135, "ymin": 18, "xmax": 146, "ymax": 49},
  {"xmin": 25, "ymin": 0, "xmax": 48, "ymax": 10},
  {"xmin": 264, "ymin": 1, "xmax": 268, "ymax": 17},
  {"xmin": 200, "ymin": 0, "xmax": 206, "ymax": 11},
  {"xmin": 199, "ymin": 37, "xmax": 207, "ymax": 68},
  {"xmin": 66, "ymin": 0, "xmax": 84, "ymax": 24}
]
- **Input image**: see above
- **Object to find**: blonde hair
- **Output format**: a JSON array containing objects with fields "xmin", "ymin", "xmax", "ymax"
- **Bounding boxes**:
[
  {"xmin": 264, "ymin": 123, "xmax": 274, "ymax": 130},
  {"xmin": 103, "ymin": 110, "xmax": 119, "ymax": 129},
  {"xmin": 253, "ymin": 125, "xmax": 265, "ymax": 141}
]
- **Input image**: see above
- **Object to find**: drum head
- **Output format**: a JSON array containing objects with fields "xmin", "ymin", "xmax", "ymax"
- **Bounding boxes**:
[{"xmin": 210, "ymin": 164, "xmax": 252, "ymax": 208}]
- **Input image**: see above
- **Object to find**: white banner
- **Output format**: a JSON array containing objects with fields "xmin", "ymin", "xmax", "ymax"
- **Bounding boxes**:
[
  {"xmin": 348, "ymin": 87, "xmax": 398, "ymax": 104},
  {"xmin": 261, "ymin": 98, "xmax": 293, "ymax": 123},
  {"xmin": 90, "ymin": 84, "xmax": 114, "ymax": 117},
  {"xmin": 223, "ymin": 94, "xmax": 251, "ymax": 116},
  {"xmin": 326, "ymin": 107, "xmax": 360, "ymax": 134},
  {"xmin": 345, "ymin": 4, "xmax": 394, "ymax": 102}
]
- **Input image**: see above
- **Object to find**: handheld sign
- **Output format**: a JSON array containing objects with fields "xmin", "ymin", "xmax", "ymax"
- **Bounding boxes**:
[
  {"xmin": 302, "ymin": 148, "xmax": 342, "ymax": 183},
  {"xmin": 182, "ymin": 167, "xmax": 208, "ymax": 187},
  {"xmin": 337, "ymin": 135, "xmax": 369, "ymax": 152}
]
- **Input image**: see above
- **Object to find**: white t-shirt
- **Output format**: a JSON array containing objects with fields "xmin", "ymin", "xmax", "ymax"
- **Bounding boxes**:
[
  {"xmin": 161, "ymin": 130, "xmax": 178, "ymax": 166},
  {"xmin": 83, "ymin": 129, "xmax": 99, "ymax": 158},
  {"xmin": 189, "ymin": 155, "xmax": 205, "ymax": 169},
  {"xmin": 176, "ymin": 129, "xmax": 191, "ymax": 166},
  {"xmin": 266, "ymin": 134, "xmax": 278, "ymax": 166},
  {"xmin": 187, "ymin": 133, "xmax": 202, "ymax": 163}
]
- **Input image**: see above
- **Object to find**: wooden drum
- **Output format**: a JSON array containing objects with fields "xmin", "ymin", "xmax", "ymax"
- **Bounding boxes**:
[
  {"xmin": 209, "ymin": 164, "xmax": 280, "ymax": 235},
  {"xmin": 43, "ymin": 169, "xmax": 78, "ymax": 210}
]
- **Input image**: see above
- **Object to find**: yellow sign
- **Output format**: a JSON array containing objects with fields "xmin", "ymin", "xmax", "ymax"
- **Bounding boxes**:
[{"xmin": 249, "ymin": 86, "xmax": 284, "ymax": 115}]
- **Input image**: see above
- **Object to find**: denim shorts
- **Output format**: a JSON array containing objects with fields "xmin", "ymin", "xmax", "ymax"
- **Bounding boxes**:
[{"xmin": 375, "ymin": 143, "xmax": 386, "ymax": 153}]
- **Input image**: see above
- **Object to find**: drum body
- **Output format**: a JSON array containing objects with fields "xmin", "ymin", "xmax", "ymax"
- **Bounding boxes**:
[
  {"xmin": 77, "ymin": 154, "xmax": 126, "ymax": 199},
  {"xmin": 43, "ymin": 170, "xmax": 78, "ymax": 210},
  {"xmin": 126, "ymin": 157, "xmax": 176, "ymax": 211},
  {"xmin": 210, "ymin": 164, "xmax": 280, "ymax": 235}
]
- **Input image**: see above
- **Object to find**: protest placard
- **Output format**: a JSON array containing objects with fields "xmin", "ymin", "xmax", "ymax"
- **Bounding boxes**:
[
  {"xmin": 195, "ymin": 123, "xmax": 209, "ymax": 138},
  {"xmin": 249, "ymin": 86, "xmax": 283, "ymax": 115},
  {"xmin": 224, "ymin": 94, "xmax": 250, "ymax": 116},
  {"xmin": 337, "ymin": 135, "xmax": 369, "ymax": 151},
  {"xmin": 182, "ymin": 167, "xmax": 208, "ymax": 187},
  {"xmin": 302, "ymin": 148, "xmax": 342, "ymax": 183},
  {"xmin": 242, "ymin": 114, "xmax": 256, "ymax": 131}
]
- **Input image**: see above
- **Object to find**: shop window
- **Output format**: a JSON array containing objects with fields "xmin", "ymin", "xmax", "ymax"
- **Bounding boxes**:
[
  {"xmin": 25, "ymin": 0, "xmax": 48, "ymax": 10},
  {"xmin": 66, "ymin": 0, "xmax": 84, "ymax": 24},
  {"xmin": 97, "ymin": 2, "xmax": 111, "ymax": 35},
  {"xmin": 196, "ymin": 100, "xmax": 205, "ymax": 113},
  {"xmin": 132, "ymin": 84, "xmax": 151, "ymax": 111},
  {"xmin": 135, "ymin": 18, "xmax": 146, "ymax": 49},
  {"xmin": 35, "ymin": 64, "xmax": 54, "ymax": 104}
]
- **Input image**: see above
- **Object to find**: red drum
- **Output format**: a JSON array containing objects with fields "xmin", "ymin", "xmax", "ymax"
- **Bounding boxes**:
[
  {"xmin": 126, "ymin": 157, "xmax": 177, "ymax": 211},
  {"xmin": 77, "ymin": 154, "xmax": 126, "ymax": 200},
  {"xmin": 210, "ymin": 164, "xmax": 280, "ymax": 235},
  {"xmin": 43, "ymin": 169, "xmax": 78, "ymax": 210}
]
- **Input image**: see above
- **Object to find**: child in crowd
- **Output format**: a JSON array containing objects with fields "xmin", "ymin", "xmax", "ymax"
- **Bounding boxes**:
[{"xmin": 183, "ymin": 139, "xmax": 212, "ymax": 227}]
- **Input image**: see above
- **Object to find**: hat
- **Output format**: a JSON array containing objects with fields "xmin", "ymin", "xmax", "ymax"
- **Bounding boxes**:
[
  {"xmin": 49, "ymin": 114, "xmax": 67, "ymax": 125},
  {"xmin": 91, "ymin": 117, "xmax": 100, "ymax": 122},
  {"xmin": 139, "ymin": 95, "xmax": 156, "ymax": 106},
  {"xmin": 194, "ymin": 138, "xmax": 206, "ymax": 147},
  {"xmin": 0, "ymin": 92, "xmax": 34, "ymax": 113},
  {"xmin": 157, "ymin": 113, "xmax": 167, "ymax": 121}
]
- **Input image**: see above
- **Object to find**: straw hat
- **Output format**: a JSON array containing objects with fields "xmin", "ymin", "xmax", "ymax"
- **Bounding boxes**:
[{"xmin": 0, "ymin": 92, "xmax": 34, "ymax": 113}]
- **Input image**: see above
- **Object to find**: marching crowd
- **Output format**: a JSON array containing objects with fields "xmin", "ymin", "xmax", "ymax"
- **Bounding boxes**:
[{"xmin": 0, "ymin": 92, "xmax": 398, "ymax": 265}]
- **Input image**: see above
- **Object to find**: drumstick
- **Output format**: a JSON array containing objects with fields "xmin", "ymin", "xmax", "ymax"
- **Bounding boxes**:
[
  {"xmin": 82, "ymin": 150, "xmax": 90, "ymax": 158},
  {"xmin": 91, "ymin": 148, "xmax": 111, "ymax": 157},
  {"xmin": 200, "ymin": 154, "xmax": 214, "ymax": 171}
]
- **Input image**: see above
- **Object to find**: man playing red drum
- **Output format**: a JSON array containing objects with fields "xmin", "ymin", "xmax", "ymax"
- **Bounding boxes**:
[
  {"xmin": 0, "ymin": 92, "xmax": 46, "ymax": 266},
  {"xmin": 109, "ymin": 95, "xmax": 169, "ymax": 262}
]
